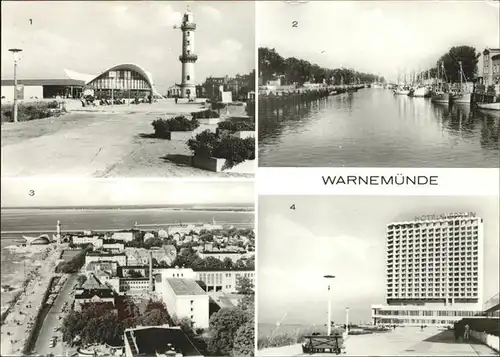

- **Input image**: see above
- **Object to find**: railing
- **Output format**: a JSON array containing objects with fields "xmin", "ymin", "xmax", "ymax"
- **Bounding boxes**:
[{"xmin": 483, "ymin": 293, "xmax": 500, "ymax": 312}]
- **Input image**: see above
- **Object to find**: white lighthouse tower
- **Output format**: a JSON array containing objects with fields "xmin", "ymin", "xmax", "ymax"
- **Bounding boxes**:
[
  {"xmin": 56, "ymin": 220, "xmax": 61, "ymax": 243},
  {"xmin": 177, "ymin": 6, "xmax": 198, "ymax": 99}
]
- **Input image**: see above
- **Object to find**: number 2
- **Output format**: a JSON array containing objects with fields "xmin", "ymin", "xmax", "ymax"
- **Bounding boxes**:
[{"xmin": 292, "ymin": 21, "xmax": 298, "ymax": 28}]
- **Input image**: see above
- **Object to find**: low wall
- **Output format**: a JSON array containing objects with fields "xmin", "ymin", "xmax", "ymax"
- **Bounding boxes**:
[
  {"xmin": 22, "ymin": 275, "xmax": 57, "ymax": 354},
  {"xmin": 471, "ymin": 330, "xmax": 499, "ymax": 352},
  {"xmin": 166, "ymin": 131, "xmax": 194, "ymax": 141},
  {"xmin": 192, "ymin": 156, "xmax": 255, "ymax": 173}
]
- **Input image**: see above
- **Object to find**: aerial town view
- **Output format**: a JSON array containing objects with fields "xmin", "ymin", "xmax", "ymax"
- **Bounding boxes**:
[
  {"xmin": 257, "ymin": 195, "xmax": 499, "ymax": 356},
  {"xmin": 1, "ymin": 1, "xmax": 256, "ymax": 177},
  {"xmin": 258, "ymin": 1, "xmax": 499, "ymax": 168},
  {"xmin": 1, "ymin": 181, "xmax": 255, "ymax": 357}
]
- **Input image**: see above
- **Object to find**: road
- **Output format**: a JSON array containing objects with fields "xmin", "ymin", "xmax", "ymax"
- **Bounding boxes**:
[
  {"xmin": 258, "ymin": 327, "xmax": 499, "ymax": 356},
  {"xmin": 33, "ymin": 274, "xmax": 77, "ymax": 357}
]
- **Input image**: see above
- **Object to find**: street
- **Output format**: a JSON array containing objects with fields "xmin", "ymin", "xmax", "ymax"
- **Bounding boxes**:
[{"xmin": 32, "ymin": 274, "xmax": 77, "ymax": 357}]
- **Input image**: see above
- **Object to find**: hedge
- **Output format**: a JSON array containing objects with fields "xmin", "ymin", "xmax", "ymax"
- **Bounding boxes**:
[
  {"xmin": 187, "ymin": 130, "xmax": 255, "ymax": 169},
  {"xmin": 1, "ymin": 101, "xmax": 63, "ymax": 123},
  {"xmin": 218, "ymin": 121, "xmax": 255, "ymax": 132},
  {"xmin": 152, "ymin": 116, "xmax": 200, "ymax": 138},
  {"xmin": 191, "ymin": 109, "xmax": 220, "ymax": 120}
]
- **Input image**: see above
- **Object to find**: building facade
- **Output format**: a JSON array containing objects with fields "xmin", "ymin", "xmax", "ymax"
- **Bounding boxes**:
[
  {"xmin": 155, "ymin": 276, "xmax": 209, "ymax": 329},
  {"xmin": 195, "ymin": 269, "xmax": 255, "ymax": 293},
  {"xmin": 372, "ymin": 212, "xmax": 484, "ymax": 327},
  {"xmin": 85, "ymin": 252, "xmax": 127, "ymax": 268},
  {"xmin": 479, "ymin": 48, "xmax": 500, "ymax": 87}
]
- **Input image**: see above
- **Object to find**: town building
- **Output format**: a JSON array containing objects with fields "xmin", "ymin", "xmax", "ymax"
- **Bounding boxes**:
[
  {"xmin": 71, "ymin": 234, "xmax": 105, "ymax": 247},
  {"xmin": 111, "ymin": 232, "xmax": 135, "ymax": 242},
  {"xmin": 123, "ymin": 325, "xmax": 203, "ymax": 357},
  {"xmin": 199, "ymin": 250, "xmax": 244, "ymax": 263},
  {"xmin": 155, "ymin": 276, "xmax": 209, "ymax": 329},
  {"xmin": 371, "ymin": 212, "xmax": 484, "ymax": 327},
  {"xmin": 124, "ymin": 246, "xmax": 177, "ymax": 266},
  {"xmin": 195, "ymin": 269, "xmax": 255, "ymax": 293},
  {"xmin": 479, "ymin": 48, "xmax": 500, "ymax": 87},
  {"xmin": 74, "ymin": 274, "xmax": 116, "ymax": 312},
  {"xmin": 85, "ymin": 261, "xmax": 119, "ymax": 276},
  {"xmin": 152, "ymin": 267, "xmax": 197, "ymax": 280},
  {"xmin": 85, "ymin": 252, "xmax": 127, "ymax": 268}
]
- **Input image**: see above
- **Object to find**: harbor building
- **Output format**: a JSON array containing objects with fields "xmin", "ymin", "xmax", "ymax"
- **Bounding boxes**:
[
  {"xmin": 479, "ymin": 48, "xmax": 500, "ymax": 87},
  {"xmin": 123, "ymin": 325, "xmax": 203, "ymax": 357},
  {"xmin": 195, "ymin": 269, "xmax": 255, "ymax": 293},
  {"xmin": 372, "ymin": 212, "xmax": 484, "ymax": 326},
  {"xmin": 199, "ymin": 250, "xmax": 244, "ymax": 262},
  {"xmin": 176, "ymin": 6, "xmax": 198, "ymax": 99},
  {"xmin": 155, "ymin": 275, "xmax": 209, "ymax": 329},
  {"xmin": 74, "ymin": 274, "xmax": 116, "ymax": 312}
]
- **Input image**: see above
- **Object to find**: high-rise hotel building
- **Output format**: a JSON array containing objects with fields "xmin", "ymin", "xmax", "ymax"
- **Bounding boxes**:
[{"xmin": 371, "ymin": 212, "xmax": 484, "ymax": 326}]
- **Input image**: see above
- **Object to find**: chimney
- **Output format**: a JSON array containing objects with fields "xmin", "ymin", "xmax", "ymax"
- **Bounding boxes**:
[{"xmin": 149, "ymin": 250, "xmax": 153, "ymax": 292}]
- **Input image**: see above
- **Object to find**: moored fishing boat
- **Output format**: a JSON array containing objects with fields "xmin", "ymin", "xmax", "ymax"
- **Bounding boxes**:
[
  {"xmin": 450, "ymin": 61, "xmax": 472, "ymax": 105},
  {"xmin": 477, "ymin": 102, "xmax": 500, "ymax": 111},
  {"xmin": 431, "ymin": 91, "xmax": 450, "ymax": 104},
  {"xmin": 394, "ymin": 85, "xmax": 411, "ymax": 95}
]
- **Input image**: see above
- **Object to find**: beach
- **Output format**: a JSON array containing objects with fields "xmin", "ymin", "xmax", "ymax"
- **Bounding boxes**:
[{"xmin": 1, "ymin": 244, "xmax": 62, "ymax": 356}]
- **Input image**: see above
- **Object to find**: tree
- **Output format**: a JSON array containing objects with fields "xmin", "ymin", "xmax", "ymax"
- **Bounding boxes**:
[
  {"xmin": 233, "ymin": 320, "xmax": 255, "ymax": 357},
  {"xmin": 439, "ymin": 46, "xmax": 478, "ymax": 83},
  {"xmin": 223, "ymin": 257, "xmax": 234, "ymax": 270},
  {"xmin": 236, "ymin": 276, "xmax": 254, "ymax": 295},
  {"xmin": 259, "ymin": 47, "xmax": 285, "ymax": 83},
  {"xmin": 76, "ymin": 275, "xmax": 87, "ymax": 287},
  {"xmin": 207, "ymin": 307, "xmax": 251, "ymax": 356},
  {"xmin": 128, "ymin": 270, "xmax": 143, "ymax": 278}
]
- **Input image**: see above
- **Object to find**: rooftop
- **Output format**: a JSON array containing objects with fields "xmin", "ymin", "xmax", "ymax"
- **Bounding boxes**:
[
  {"xmin": 1, "ymin": 78, "xmax": 85, "ymax": 86},
  {"xmin": 166, "ymin": 278, "xmax": 206, "ymax": 296},
  {"xmin": 125, "ymin": 326, "xmax": 202, "ymax": 356}
]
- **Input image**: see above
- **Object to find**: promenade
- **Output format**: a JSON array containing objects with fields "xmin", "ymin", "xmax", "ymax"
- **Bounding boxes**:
[
  {"xmin": 258, "ymin": 327, "xmax": 499, "ymax": 356},
  {"xmin": 1, "ymin": 99, "xmax": 251, "ymax": 178}
]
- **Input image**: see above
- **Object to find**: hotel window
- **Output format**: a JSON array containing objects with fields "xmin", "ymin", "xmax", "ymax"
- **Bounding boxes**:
[
  {"xmin": 187, "ymin": 32, "xmax": 190, "ymax": 37},
  {"xmin": 187, "ymin": 40, "xmax": 190, "ymax": 45}
]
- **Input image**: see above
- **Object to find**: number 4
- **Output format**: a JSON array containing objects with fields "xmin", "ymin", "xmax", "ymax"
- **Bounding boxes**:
[{"xmin": 290, "ymin": 204, "xmax": 296, "ymax": 210}]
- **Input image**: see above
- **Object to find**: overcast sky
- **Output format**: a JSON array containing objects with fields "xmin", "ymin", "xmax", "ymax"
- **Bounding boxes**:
[
  {"xmin": 1, "ymin": 1, "xmax": 255, "ymax": 93},
  {"xmin": 258, "ymin": 1, "xmax": 499, "ymax": 82},
  {"xmin": 258, "ymin": 195, "xmax": 499, "ymax": 326},
  {"xmin": 1, "ymin": 180, "xmax": 254, "ymax": 207}
]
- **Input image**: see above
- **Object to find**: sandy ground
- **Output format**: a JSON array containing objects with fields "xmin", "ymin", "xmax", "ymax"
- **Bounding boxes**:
[
  {"xmin": 1, "ymin": 99, "xmax": 252, "ymax": 178},
  {"xmin": 0, "ymin": 246, "xmax": 61, "ymax": 356},
  {"xmin": 257, "ymin": 327, "xmax": 499, "ymax": 356}
]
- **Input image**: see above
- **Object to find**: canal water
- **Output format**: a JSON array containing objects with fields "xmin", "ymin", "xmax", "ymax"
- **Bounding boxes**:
[{"xmin": 259, "ymin": 88, "xmax": 499, "ymax": 167}]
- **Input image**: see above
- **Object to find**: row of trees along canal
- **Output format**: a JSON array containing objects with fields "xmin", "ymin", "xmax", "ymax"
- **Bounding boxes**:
[{"xmin": 258, "ymin": 47, "xmax": 383, "ymax": 117}]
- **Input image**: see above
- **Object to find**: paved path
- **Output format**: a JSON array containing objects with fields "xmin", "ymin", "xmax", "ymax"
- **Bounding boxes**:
[
  {"xmin": 258, "ymin": 327, "xmax": 499, "ymax": 356},
  {"xmin": 33, "ymin": 274, "xmax": 77, "ymax": 357},
  {"xmin": 1, "ymin": 101, "xmax": 251, "ymax": 177}
]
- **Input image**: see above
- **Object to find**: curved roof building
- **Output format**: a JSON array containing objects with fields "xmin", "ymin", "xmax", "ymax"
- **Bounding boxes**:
[
  {"xmin": 64, "ymin": 63, "xmax": 163, "ymax": 98},
  {"xmin": 23, "ymin": 234, "xmax": 51, "ymax": 245}
]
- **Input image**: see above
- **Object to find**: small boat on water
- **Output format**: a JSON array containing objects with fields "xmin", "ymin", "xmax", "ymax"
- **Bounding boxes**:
[
  {"xmin": 477, "ymin": 102, "xmax": 500, "ymax": 111},
  {"xmin": 413, "ymin": 86, "xmax": 431, "ymax": 98},
  {"xmin": 431, "ymin": 62, "xmax": 450, "ymax": 104},
  {"xmin": 394, "ymin": 85, "xmax": 411, "ymax": 95}
]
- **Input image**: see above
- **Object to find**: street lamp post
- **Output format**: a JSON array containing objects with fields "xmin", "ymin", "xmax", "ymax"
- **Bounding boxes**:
[
  {"xmin": 324, "ymin": 274, "xmax": 335, "ymax": 336},
  {"xmin": 9, "ymin": 48, "xmax": 23, "ymax": 123}
]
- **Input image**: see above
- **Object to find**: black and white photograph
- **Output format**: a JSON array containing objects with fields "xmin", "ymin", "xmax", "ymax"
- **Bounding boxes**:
[
  {"xmin": 1, "ymin": 1, "xmax": 256, "ymax": 178},
  {"xmin": 1, "ymin": 180, "xmax": 255, "ymax": 357},
  {"xmin": 257, "ymin": 195, "xmax": 499, "ymax": 356},
  {"xmin": 258, "ymin": 1, "xmax": 500, "ymax": 168}
]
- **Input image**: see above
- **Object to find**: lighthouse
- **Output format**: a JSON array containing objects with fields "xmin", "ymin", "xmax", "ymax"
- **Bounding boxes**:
[
  {"xmin": 56, "ymin": 220, "xmax": 61, "ymax": 243},
  {"xmin": 177, "ymin": 6, "xmax": 198, "ymax": 99}
]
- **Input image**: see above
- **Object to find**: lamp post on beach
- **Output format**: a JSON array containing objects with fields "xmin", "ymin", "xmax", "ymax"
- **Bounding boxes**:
[
  {"xmin": 8, "ymin": 48, "xmax": 23, "ymax": 123},
  {"xmin": 324, "ymin": 274, "xmax": 335, "ymax": 336}
]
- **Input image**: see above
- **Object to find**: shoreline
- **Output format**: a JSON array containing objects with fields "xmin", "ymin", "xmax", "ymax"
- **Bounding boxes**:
[{"xmin": 0, "ymin": 246, "xmax": 61, "ymax": 356}]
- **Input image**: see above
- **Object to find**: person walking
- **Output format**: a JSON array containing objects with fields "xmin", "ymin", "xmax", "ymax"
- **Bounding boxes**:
[{"xmin": 464, "ymin": 324, "xmax": 470, "ymax": 341}]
